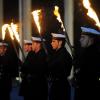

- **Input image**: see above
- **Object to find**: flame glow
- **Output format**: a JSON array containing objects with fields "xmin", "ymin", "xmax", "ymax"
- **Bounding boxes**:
[
  {"xmin": 7, "ymin": 25, "xmax": 14, "ymax": 40},
  {"xmin": 54, "ymin": 6, "xmax": 65, "ymax": 32},
  {"xmin": 2, "ymin": 22, "xmax": 20, "ymax": 42},
  {"xmin": 32, "ymin": 10, "xmax": 41, "ymax": 33},
  {"xmin": 83, "ymin": 0, "xmax": 100, "ymax": 28},
  {"xmin": 11, "ymin": 23, "xmax": 20, "ymax": 42},
  {"xmin": 2, "ymin": 24, "xmax": 9, "ymax": 40}
]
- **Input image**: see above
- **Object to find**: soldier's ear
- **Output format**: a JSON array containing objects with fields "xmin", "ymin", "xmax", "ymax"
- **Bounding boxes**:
[{"xmin": 58, "ymin": 41, "xmax": 63, "ymax": 47}]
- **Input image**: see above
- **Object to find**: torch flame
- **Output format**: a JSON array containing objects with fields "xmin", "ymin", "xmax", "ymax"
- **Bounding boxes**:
[
  {"xmin": 32, "ymin": 10, "xmax": 41, "ymax": 33},
  {"xmin": 7, "ymin": 25, "xmax": 14, "ymax": 40},
  {"xmin": 2, "ymin": 22, "xmax": 20, "ymax": 42},
  {"xmin": 83, "ymin": 0, "xmax": 100, "ymax": 28},
  {"xmin": 54, "ymin": 6, "xmax": 65, "ymax": 32},
  {"xmin": 2, "ymin": 24, "xmax": 9, "ymax": 40},
  {"xmin": 2, "ymin": 24, "xmax": 14, "ymax": 40},
  {"xmin": 11, "ymin": 23, "xmax": 20, "ymax": 42}
]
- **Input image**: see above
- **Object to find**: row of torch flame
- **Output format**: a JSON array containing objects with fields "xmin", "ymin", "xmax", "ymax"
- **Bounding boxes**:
[
  {"xmin": 1, "ymin": 0, "xmax": 100, "ymax": 59},
  {"xmin": 2, "ymin": 6, "xmax": 62, "ymax": 43},
  {"xmin": 2, "ymin": 5, "xmax": 66, "ymax": 42}
]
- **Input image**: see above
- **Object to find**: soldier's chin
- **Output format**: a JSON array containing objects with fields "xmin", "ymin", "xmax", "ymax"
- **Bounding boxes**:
[{"xmin": 52, "ymin": 47, "xmax": 56, "ymax": 50}]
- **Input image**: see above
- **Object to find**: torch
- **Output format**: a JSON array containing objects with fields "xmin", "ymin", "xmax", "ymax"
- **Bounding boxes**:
[
  {"xmin": 82, "ymin": 0, "xmax": 100, "ymax": 28},
  {"xmin": 2, "ymin": 23, "xmax": 25, "ymax": 61},
  {"xmin": 10, "ymin": 22, "xmax": 25, "ymax": 61},
  {"xmin": 32, "ymin": 9, "xmax": 48, "ymax": 55},
  {"xmin": 2, "ymin": 24, "xmax": 19, "ymax": 58},
  {"xmin": 53, "ymin": 6, "xmax": 73, "ymax": 56},
  {"xmin": 2, "ymin": 23, "xmax": 25, "ymax": 83}
]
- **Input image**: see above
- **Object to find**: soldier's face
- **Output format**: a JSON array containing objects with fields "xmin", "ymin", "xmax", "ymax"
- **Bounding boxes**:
[
  {"xmin": 24, "ymin": 44, "xmax": 29, "ymax": 52},
  {"xmin": 51, "ymin": 39, "xmax": 60, "ymax": 50},
  {"xmin": 80, "ymin": 35, "xmax": 91, "ymax": 48},
  {"xmin": 32, "ymin": 41, "xmax": 41, "ymax": 52},
  {"xmin": 24, "ymin": 44, "xmax": 32, "ymax": 52},
  {"xmin": 0, "ymin": 46, "xmax": 5, "ymax": 55}
]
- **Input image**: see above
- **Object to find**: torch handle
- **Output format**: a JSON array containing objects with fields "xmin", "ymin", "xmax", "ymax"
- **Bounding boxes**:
[
  {"xmin": 18, "ymin": 44, "xmax": 25, "ymax": 61},
  {"xmin": 11, "ymin": 39, "xmax": 19, "ymax": 58},
  {"xmin": 64, "ymin": 31, "xmax": 73, "ymax": 57}
]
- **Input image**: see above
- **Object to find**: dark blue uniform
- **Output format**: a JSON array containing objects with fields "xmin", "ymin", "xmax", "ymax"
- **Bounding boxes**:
[
  {"xmin": 48, "ymin": 47, "xmax": 72, "ymax": 100},
  {"xmin": 0, "ymin": 51, "xmax": 19, "ymax": 100},
  {"xmin": 19, "ymin": 50, "xmax": 48, "ymax": 100},
  {"xmin": 75, "ymin": 43, "xmax": 100, "ymax": 100}
]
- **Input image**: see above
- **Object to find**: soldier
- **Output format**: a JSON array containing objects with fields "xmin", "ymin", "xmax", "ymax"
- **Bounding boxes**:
[
  {"xmin": 48, "ymin": 32, "xmax": 72, "ymax": 100},
  {"xmin": 19, "ymin": 35, "xmax": 48, "ymax": 100},
  {"xmin": 75, "ymin": 26, "xmax": 100, "ymax": 100},
  {"xmin": 0, "ymin": 39, "xmax": 18, "ymax": 100}
]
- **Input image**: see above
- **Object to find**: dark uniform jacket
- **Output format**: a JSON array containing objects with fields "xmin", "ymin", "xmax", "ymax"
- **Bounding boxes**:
[
  {"xmin": 76, "ymin": 43, "xmax": 100, "ymax": 100},
  {"xmin": 0, "ymin": 51, "xmax": 19, "ymax": 100},
  {"xmin": 48, "ymin": 47, "xmax": 72, "ymax": 100},
  {"xmin": 19, "ymin": 49, "xmax": 48, "ymax": 100}
]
